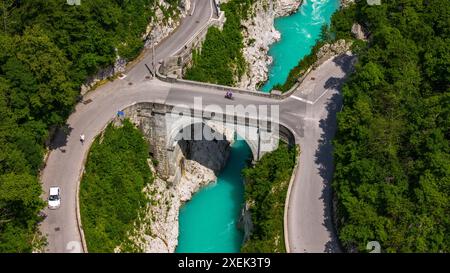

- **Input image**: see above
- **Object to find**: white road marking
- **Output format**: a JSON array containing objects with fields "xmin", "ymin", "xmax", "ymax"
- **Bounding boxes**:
[
  {"xmin": 290, "ymin": 95, "xmax": 314, "ymax": 105},
  {"xmin": 190, "ymin": 2, "xmax": 196, "ymax": 16},
  {"xmin": 290, "ymin": 88, "xmax": 331, "ymax": 105},
  {"xmin": 312, "ymin": 88, "xmax": 331, "ymax": 104}
]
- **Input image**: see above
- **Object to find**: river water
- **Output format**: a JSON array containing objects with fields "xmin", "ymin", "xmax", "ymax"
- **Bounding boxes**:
[
  {"xmin": 262, "ymin": 0, "xmax": 340, "ymax": 92},
  {"xmin": 176, "ymin": 0, "xmax": 339, "ymax": 253},
  {"xmin": 176, "ymin": 137, "xmax": 251, "ymax": 253}
]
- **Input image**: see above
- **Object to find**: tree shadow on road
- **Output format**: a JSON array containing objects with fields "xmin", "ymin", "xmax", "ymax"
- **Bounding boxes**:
[
  {"xmin": 332, "ymin": 53, "xmax": 357, "ymax": 74},
  {"xmin": 315, "ymin": 92, "xmax": 342, "ymax": 253},
  {"xmin": 314, "ymin": 53, "xmax": 357, "ymax": 253},
  {"xmin": 324, "ymin": 77, "xmax": 344, "ymax": 90},
  {"xmin": 47, "ymin": 124, "xmax": 73, "ymax": 152}
]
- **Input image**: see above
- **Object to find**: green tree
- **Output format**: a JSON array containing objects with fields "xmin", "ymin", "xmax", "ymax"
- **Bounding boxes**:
[
  {"xmin": 241, "ymin": 143, "xmax": 297, "ymax": 253},
  {"xmin": 80, "ymin": 120, "xmax": 153, "ymax": 252},
  {"xmin": 331, "ymin": 0, "xmax": 450, "ymax": 252}
]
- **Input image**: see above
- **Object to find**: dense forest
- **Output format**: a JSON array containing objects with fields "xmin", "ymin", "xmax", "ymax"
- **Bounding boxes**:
[
  {"xmin": 0, "ymin": 0, "xmax": 179, "ymax": 252},
  {"xmin": 330, "ymin": 0, "xmax": 449, "ymax": 252},
  {"xmin": 80, "ymin": 120, "xmax": 153, "ymax": 253},
  {"xmin": 241, "ymin": 143, "xmax": 297, "ymax": 253},
  {"xmin": 184, "ymin": 0, "xmax": 254, "ymax": 85}
]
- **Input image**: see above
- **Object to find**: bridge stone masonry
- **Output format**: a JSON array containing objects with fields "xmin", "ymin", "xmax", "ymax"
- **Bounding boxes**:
[{"xmin": 121, "ymin": 101, "xmax": 295, "ymax": 185}]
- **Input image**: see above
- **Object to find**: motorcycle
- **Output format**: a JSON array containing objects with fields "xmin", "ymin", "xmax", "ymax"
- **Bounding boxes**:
[{"xmin": 224, "ymin": 91, "xmax": 234, "ymax": 100}]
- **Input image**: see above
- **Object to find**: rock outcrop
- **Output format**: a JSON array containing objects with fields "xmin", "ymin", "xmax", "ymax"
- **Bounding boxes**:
[
  {"xmin": 144, "ymin": 0, "xmax": 192, "ymax": 48},
  {"xmin": 340, "ymin": 0, "xmax": 355, "ymax": 8},
  {"xmin": 138, "ymin": 160, "xmax": 218, "ymax": 253},
  {"xmin": 238, "ymin": 0, "xmax": 302, "ymax": 90},
  {"xmin": 351, "ymin": 22, "xmax": 368, "ymax": 40},
  {"xmin": 80, "ymin": 56, "xmax": 127, "ymax": 95},
  {"xmin": 124, "ymin": 125, "xmax": 234, "ymax": 253},
  {"xmin": 316, "ymin": 39, "xmax": 353, "ymax": 61},
  {"xmin": 238, "ymin": 201, "xmax": 254, "ymax": 243}
]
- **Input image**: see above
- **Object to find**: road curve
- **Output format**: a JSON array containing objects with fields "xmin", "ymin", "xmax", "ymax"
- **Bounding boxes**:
[
  {"xmin": 39, "ymin": 0, "xmax": 355, "ymax": 253},
  {"xmin": 284, "ymin": 54, "xmax": 356, "ymax": 253},
  {"xmin": 39, "ymin": 0, "xmax": 215, "ymax": 253}
]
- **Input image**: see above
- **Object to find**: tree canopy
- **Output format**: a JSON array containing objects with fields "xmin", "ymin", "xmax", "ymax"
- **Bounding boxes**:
[
  {"xmin": 80, "ymin": 120, "xmax": 153, "ymax": 253},
  {"xmin": 241, "ymin": 143, "xmax": 297, "ymax": 253},
  {"xmin": 331, "ymin": 0, "xmax": 450, "ymax": 252},
  {"xmin": 184, "ymin": 0, "xmax": 254, "ymax": 86},
  {"xmin": 0, "ymin": 0, "xmax": 180, "ymax": 252}
]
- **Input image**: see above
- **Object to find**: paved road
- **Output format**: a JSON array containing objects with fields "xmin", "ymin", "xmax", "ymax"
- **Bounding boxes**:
[
  {"xmin": 39, "ymin": 0, "xmax": 356, "ymax": 253},
  {"xmin": 39, "ymin": 0, "xmax": 215, "ymax": 253},
  {"xmin": 284, "ymin": 54, "xmax": 356, "ymax": 253}
]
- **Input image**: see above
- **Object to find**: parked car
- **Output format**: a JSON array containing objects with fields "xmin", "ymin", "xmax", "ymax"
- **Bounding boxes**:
[{"xmin": 48, "ymin": 187, "xmax": 61, "ymax": 209}]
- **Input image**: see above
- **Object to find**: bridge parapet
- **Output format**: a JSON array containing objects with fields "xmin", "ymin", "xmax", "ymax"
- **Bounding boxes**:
[
  {"xmin": 121, "ymin": 102, "xmax": 295, "ymax": 184},
  {"xmin": 157, "ymin": 63, "xmax": 305, "ymax": 100}
]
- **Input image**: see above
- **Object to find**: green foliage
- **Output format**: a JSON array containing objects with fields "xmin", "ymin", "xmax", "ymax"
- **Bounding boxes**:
[
  {"xmin": 332, "ymin": 0, "xmax": 450, "ymax": 252},
  {"xmin": 184, "ymin": 0, "xmax": 254, "ymax": 86},
  {"xmin": 0, "ymin": 173, "xmax": 44, "ymax": 252},
  {"xmin": 0, "ymin": 0, "xmax": 179, "ymax": 252},
  {"xmin": 80, "ymin": 120, "xmax": 153, "ymax": 253},
  {"xmin": 330, "ymin": 3, "xmax": 356, "ymax": 40},
  {"xmin": 4, "ymin": 0, "xmax": 179, "ymax": 85},
  {"xmin": 241, "ymin": 143, "xmax": 297, "ymax": 253},
  {"xmin": 272, "ymin": 40, "xmax": 325, "ymax": 92}
]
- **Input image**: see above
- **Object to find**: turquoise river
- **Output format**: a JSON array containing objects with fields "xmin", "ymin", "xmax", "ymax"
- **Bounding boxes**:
[
  {"xmin": 176, "ymin": 0, "xmax": 339, "ymax": 253},
  {"xmin": 262, "ymin": 0, "xmax": 340, "ymax": 92}
]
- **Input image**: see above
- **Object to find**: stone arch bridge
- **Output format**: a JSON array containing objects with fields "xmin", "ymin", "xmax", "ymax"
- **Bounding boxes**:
[{"xmin": 122, "ymin": 101, "xmax": 296, "ymax": 184}]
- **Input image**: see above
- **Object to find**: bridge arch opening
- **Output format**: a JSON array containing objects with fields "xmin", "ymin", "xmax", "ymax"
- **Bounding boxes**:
[
  {"xmin": 119, "ymin": 102, "xmax": 297, "ymax": 183},
  {"xmin": 167, "ymin": 121, "xmax": 260, "ymax": 169}
]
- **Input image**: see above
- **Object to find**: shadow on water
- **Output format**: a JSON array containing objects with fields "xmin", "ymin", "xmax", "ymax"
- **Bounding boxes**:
[
  {"xmin": 177, "ymin": 123, "xmax": 231, "ymax": 175},
  {"xmin": 315, "ymin": 53, "xmax": 357, "ymax": 253},
  {"xmin": 176, "ymin": 133, "xmax": 252, "ymax": 253}
]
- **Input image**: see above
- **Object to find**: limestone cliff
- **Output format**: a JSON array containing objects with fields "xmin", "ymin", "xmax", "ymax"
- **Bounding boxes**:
[
  {"xmin": 125, "ymin": 125, "xmax": 235, "ymax": 253},
  {"xmin": 144, "ymin": 0, "xmax": 192, "ymax": 48},
  {"xmin": 238, "ymin": 0, "xmax": 303, "ymax": 90}
]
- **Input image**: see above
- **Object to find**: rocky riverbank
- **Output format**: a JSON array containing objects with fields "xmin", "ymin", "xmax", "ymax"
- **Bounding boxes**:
[
  {"xmin": 238, "ymin": 0, "xmax": 303, "ymax": 90},
  {"xmin": 122, "ymin": 125, "xmax": 236, "ymax": 253}
]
